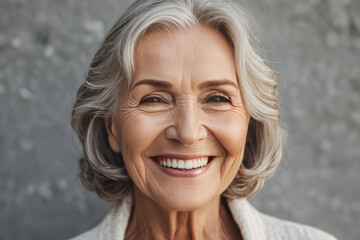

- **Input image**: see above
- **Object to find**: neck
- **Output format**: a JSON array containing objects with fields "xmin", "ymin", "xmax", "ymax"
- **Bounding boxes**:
[{"xmin": 124, "ymin": 186, "xmax": 242, "ymax": 240}]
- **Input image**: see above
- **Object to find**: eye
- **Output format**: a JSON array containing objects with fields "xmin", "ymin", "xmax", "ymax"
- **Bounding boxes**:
[
  {"xmin": 206, "ymin": 95, "xmax": 231, "ymax": 103},
  {"xmin": 140, "ymin": 96, "xmax": 168, "ymax": 105}
]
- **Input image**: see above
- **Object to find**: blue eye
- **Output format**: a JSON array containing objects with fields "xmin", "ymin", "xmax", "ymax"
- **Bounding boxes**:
[{"xmin": 206, "ymin": 95, "xmax": 230, "ymax": 103}]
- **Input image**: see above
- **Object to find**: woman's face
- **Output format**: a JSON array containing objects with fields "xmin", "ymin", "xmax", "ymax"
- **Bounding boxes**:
[{"xmin": 107, "ymin": 25, "xmax": 250, "ymax": 210}]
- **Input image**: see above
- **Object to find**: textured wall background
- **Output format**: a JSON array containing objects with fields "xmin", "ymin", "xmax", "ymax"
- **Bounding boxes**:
[{"xmin": 0, "ymin": 0, "xmax": 359, "ymax": 239}]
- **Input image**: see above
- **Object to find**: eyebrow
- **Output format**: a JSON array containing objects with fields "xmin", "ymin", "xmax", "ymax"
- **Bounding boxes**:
[
  {"xmin": 198, "ymin": 79, "xmax": 239, "ymax": 90},
  {"xmin": 130, "ymin": 79, "xmax": 239, "ymax": 91},
  {"xmin": 130, "ymin": 79, "xmax": 173, "ymax": 91}
]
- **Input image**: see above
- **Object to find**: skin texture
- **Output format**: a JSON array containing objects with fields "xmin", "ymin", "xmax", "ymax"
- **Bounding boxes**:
[{"xmin": 106, "ymin": 25, "xmax": 249, "ymax": 240}]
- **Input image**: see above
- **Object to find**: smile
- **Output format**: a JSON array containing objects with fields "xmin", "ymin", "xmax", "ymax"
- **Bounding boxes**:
[
  {"xmin": 156, "ymin": 156, "xmax": 209, "ymax": 169},
  {"xmin": 152, "ymin": 156, "xmax": 214, "ymax": 170}
]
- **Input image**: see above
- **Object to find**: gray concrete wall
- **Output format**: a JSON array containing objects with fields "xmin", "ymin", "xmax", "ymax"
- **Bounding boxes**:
[{"xmin": 1, "ymin": 0, "xmax": 359, "ymax": 239}]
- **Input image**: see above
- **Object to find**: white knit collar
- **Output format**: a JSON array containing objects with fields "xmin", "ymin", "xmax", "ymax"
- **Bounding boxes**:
[
  {"xmin": 96, "ymin": 193, "xmax": 266, "ymax": 240},
  {"xmin": 227, "ymin": 197, "xmax": 266, "ymax": 240}
]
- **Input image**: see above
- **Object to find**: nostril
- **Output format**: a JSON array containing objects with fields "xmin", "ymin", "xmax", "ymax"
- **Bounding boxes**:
[
  {"xmin": 164, "ymin": 125, "xmax": 177, "ymax": 141},
  {"xmin": 164, "ymin": 115, "xmax": 207, "ymax": 145},
  {"xmin": 170, "ymin": 138, "xmax": 182, "ymax": 144}
]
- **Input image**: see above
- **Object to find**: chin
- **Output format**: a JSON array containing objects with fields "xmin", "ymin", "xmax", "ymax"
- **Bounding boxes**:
[{"xmin": 151, "ymin": 185, "xmax": 219, "ymax": 211}]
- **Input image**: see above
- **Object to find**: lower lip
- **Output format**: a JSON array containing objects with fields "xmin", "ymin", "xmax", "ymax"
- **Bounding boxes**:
[{"xmin": 153, "ymin": 158, "xmax": 214, "ymax": 177}]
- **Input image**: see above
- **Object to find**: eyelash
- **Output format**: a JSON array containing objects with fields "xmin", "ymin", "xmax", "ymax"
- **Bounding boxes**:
[
  {"xmin": 205, "ymin": 94, "xmax": 231, "ymax": 103},
  {"xmin": 139, "ymin": 95, "xmax": 168, "ymax": 105}
]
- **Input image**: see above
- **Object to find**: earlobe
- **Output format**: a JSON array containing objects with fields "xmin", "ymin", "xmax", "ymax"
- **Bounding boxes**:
[{"xmin": 105, "ymin": 118, "xmax": 121, "ymax": 153}]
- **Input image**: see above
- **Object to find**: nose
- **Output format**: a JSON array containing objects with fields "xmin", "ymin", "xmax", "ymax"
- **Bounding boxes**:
[{"xmin": 165, "ymin": 102, "xmax": 207, "ymax": 146}]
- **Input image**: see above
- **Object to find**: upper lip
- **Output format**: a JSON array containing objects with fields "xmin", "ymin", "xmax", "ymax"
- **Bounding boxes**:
[{"xmin": 151, "ymin": 154, "xmax": 213, "ymax": 159}]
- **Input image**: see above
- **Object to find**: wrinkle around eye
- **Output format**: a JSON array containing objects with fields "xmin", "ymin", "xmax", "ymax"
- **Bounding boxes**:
[
  {"xmin": 131, "ymin": 91, "xmax": 174, "ymax": 111},
  {"xmin": 138, "ymin": 98, "xmax": 174, "ymax": 113},
  {"xmin": 123, "ymin": 96, "xmax": 141, "ymax": 108}
]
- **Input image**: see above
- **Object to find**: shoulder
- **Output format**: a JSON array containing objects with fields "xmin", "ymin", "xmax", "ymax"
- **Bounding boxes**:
[
  {"xmin": 260, "ymin": 212, "xmax": 337, "ymax": 240},
  {"xmin": 68, "ymin": 224, "xmax": 100, "ymax": 240},
  {"xmin": 227, "ymin": 198, "xmax": 337, "ymax": 240},
  {"xmin": 68, "ymin": 194, "xmax": 133, "ymax": 240}
]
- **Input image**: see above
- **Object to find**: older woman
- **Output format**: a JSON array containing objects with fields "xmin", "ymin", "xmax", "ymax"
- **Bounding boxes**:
[{"xmin": 70, "ymin": 0, "xmax": 336, "ymax": 239}]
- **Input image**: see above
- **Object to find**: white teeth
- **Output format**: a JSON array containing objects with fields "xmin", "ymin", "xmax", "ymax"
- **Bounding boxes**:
[
  {"xmin": 193, "ymin": 159, "xmax": 198, "ymax": 168},
  {"xmin": 172, "ymin": 159, "xmax": 177, "ymax": 168},
  {"xmin": 184, "ymin": 161, "xmax": 192, "ymax": 169},
  {"xmin": 178, "ymin": 160, "xmax": 185, "ymax": 169},
  {"xmin": 157, "ymin": 157, "xmax": 211, "ymax": 169}
]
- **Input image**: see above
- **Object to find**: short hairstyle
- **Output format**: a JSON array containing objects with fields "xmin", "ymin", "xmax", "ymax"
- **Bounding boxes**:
[{"xmin": 71, "ymin": 0, "xmax": 283, "ymax": 201}]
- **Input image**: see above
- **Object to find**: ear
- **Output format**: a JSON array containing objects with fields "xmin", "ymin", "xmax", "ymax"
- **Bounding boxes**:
[{"xmin": 105, "ymin": 118, "xmax": 121, "ymax": 153}]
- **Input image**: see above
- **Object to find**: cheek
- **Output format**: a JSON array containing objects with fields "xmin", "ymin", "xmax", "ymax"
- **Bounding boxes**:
[
  {"xmin": 207, "ymin": 111, "xmax": 249, "ymax": 156},
  {"xmin": 115, "ymin": 110, "xmax": 169, "ymax": 188},
  {"xmin": 120, "ymin": 114, "xmax": 164, "ymax": 154},
  {"xmin": 206, "ymin": 111, "xmax": 249, "ymax": 188},
  {"xmin": 120, "ymin": 112, "xmax": 173, "ymax": 151}
]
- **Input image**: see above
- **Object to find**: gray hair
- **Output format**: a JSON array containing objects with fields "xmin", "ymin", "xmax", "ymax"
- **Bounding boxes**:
[{"xmin": 72, "ymin": 0, "xmax": 284, "ymax": 201}]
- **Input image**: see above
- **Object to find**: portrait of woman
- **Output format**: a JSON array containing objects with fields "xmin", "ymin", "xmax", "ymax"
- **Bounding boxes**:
[
  {"xmin": 69, "ymin": 0, "xmax": 338, "ymax": 239},
  {"xmin": 3, "ymin": 0, "xmax": 360, "ymax": 238}
]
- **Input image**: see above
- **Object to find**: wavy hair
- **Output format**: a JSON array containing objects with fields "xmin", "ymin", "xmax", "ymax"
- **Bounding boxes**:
[{"xmin": 71, "ymin": 0, "xmax": 284, "ymax": 201}]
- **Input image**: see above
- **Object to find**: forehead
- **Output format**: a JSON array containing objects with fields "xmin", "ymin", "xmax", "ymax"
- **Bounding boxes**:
[{"xmin": 132, "ymin": 25, "xmax": 238, "ymax": 90}]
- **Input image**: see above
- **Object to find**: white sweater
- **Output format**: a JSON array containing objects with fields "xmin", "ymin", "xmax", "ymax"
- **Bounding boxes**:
[{"xmin": 69, "ymin": 194, "xmax": 337, "ymax": 240}]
